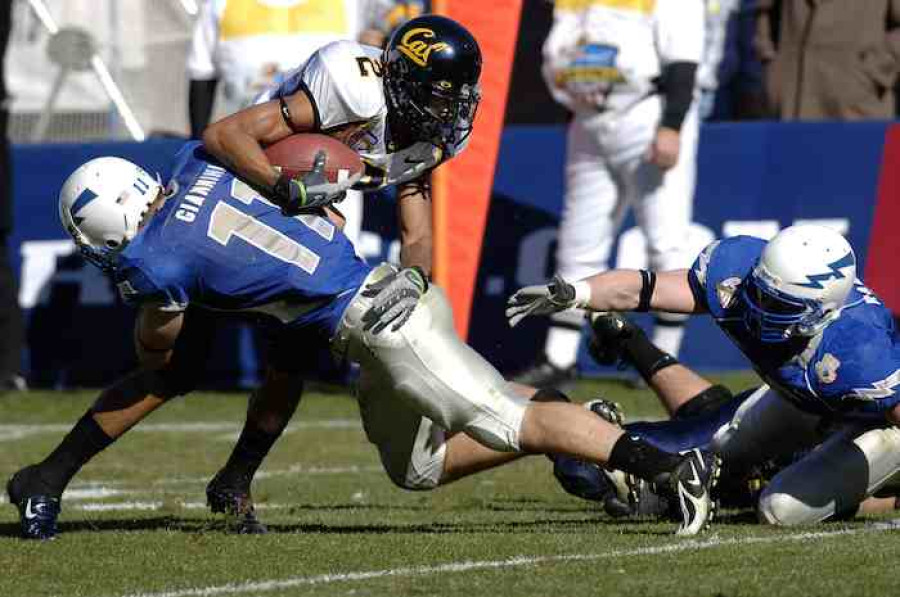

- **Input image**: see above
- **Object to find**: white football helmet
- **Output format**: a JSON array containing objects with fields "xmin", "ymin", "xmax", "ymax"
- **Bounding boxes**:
[
  {"xmin": 58, "ymin": 156, "xmax": 161, "ymax": 270},
  {"xmin": 741, "ymin": 224, "xmax": 856, "ymax": 342}
]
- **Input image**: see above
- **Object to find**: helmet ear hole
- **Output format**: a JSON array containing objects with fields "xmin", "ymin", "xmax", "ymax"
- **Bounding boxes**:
[{"xmin": 105, "ymin": 239, "xmax": 120, "ymax": 249}]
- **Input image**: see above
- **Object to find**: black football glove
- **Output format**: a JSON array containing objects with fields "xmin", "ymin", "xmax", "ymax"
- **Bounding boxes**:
[{"xmin": 270, "ymin": 151, "xmax": 346, "ymax": 215}]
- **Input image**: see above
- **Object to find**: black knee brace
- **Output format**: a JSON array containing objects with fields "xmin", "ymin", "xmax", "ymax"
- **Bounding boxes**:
[
  {"xmin": 672, "ymin": 384, "xmax": 734, "ymax": 420},
  {"xmin": 531, "ymin": 387, "xmax": 571, "ymax": 403}
]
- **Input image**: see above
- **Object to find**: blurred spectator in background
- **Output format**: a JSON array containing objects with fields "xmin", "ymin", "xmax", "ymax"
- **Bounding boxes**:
[
  {"xmin": 0, "ymin": 1, "xmax": 24, "ymax": 392},
  {"xmin": 513, "ymin": 0, "xmax": 705, "ymax": 389},
  {"xmin": 699, "ymin": 0, "xmax": 766, "ymax": 121},
  {"xmin": 754, "ymin": 0, "xmax": 900, "ymax": 120},
  {"xmin": 187, "ymin": 0, "xmax": 405, "ymax": 138},
  {"xmin": 187, "ymin": 0, "xmax": 416, "ymax": 246}
]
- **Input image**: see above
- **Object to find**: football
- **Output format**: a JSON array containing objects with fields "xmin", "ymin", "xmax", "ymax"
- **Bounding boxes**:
[{"xmin": 263, "ymin": 133, "xmax": 364, "ymax": 184}]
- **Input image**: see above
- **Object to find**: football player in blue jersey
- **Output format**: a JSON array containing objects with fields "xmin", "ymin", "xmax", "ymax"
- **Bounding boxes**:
[
  {"xmin": 7, "ymin": 13, "xmax": 480, "ymax": 541},
  {"xmin": 508, "ymin": 224, "xmax": 900, "ymax": 525},
  {"xmin": 551, "ymin": 311, "xmax": 900, "ymax": 521}
]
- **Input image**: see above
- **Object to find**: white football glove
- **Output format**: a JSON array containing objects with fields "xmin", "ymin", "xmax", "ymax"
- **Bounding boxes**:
[
  {"xmin": 506, "ymin": 274, "xmax": 582, "ymax": 328},
  {"xmin": 361, "ymin": 266, "xmax": 429, "ymax": 334}
]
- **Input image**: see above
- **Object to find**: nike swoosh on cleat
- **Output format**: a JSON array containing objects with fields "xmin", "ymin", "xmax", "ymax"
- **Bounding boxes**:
[
  {"xmin": 24, "ymin": 499, "xmax": 38, "ymax": 520},
  {"xmin": 688, "ymin": 461, "xmax": 703, "ymax": 488},
  {"xmin": 676, "ymin": 484, "xmax": 709, "ymax": 536}
]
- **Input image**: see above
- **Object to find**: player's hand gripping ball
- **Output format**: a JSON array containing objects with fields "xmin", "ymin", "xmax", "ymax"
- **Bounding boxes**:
[{"xmin": 264, "ymin": 134, "xmax": 364, "ymax": 215}]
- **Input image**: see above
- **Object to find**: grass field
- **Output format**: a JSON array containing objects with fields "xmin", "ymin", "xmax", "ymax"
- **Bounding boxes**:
[{"xmin": 1, "ymin": 373, "xmax": 898, "ymax": 597}]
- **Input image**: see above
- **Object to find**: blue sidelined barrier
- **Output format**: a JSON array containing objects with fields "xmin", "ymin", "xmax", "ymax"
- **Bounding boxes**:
[{"xmin": 11, "ymin": 122, "xmax": 893, "ymax": 387}]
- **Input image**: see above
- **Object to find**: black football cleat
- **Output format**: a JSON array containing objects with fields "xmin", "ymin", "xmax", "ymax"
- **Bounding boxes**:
[
  {"xmin": 587, "ymin": 312, "xmax": 640, "ymax": 367},
  {"xmin": 7, "ymin": 467, "xmax": 61, "ymax": 540},
  {"xmin": 206, "ymin": 473, "xmax": 268, "ymax": 535},
  {"xmin": 666, "ymin": 448, "xmax": 720, "ymax": 536}
]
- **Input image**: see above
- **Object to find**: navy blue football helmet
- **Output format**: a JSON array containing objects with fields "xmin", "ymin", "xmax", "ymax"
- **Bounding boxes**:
[{"xmin": 383, "ymin": 15, "xmax": 482, "ymax": 152}]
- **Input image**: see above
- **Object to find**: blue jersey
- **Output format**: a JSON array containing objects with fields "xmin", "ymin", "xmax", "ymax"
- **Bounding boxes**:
[
  {"xmin": 114, "ymin": 142, "xmax": 371, "ymax": 338},
  {"xmin": 688, "ymin": 235, "xmax": 900, "ymax": 417}
]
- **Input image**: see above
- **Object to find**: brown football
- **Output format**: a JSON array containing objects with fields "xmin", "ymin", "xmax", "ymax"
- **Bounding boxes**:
[{"xmin": 263, "ymin": 133, "xmax": 364, "ymax": 183}]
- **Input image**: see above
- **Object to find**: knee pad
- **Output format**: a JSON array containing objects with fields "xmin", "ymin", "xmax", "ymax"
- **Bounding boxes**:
[
  {"xmin": 757, "ymin": 489, "xmax": 811, "ymax": 526},
  {"xmin": 377, "ymin": 419, "xmax": 447, "ymax": 491},
  {"xmin": 382, "ymin": 459, "xmax": 442, "ymax": 491},
  {"xmin": 673, "ymin": 385, "xmax": 734, "ymax": 420}
]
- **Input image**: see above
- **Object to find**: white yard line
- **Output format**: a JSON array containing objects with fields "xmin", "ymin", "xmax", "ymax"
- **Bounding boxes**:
[
  {"xmin": 109, "ymin": 522, "xmax": 900, "ymax": 597},
  {"xmin": 0, "ymin": 419, "xmax": 361, "ymax": 442},
  {"xmin": 0, "ymin": 464, "xmax": 383, "ymax": 503},
  {"xmin": 77, "ymin": 501, "xmax": 163, "ymax": 512},
  {"xmin": 0, "ymin": 498, "xmax": 299, "ymax": 512},
  {"xmin": 73, "ymin": 501, "xmax": 298, "ymax": 512},
  {"xmin": 146, "ymin": 464, "xmax": 382, "ymax": 487}
]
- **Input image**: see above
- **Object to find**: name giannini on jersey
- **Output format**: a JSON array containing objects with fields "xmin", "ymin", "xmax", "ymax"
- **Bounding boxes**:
[{"xmin": 175, "ymin": 164, "xmax": 226, "ymax": 224}]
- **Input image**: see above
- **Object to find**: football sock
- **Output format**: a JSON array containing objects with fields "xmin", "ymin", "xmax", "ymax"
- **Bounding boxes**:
[
  {"xmin": 618, "ymin": 324, "xmax": 679, "ymax": 382},
  {"xmin": 608, "ymin": 433, "xmax": 682, "ymax": 483},
  {"xmin": 34, "ymin": 412, "xmax": 115, "ymax": 495},
  {"xmin": 545, "ymin": 325, "xmax": 581, "ymax": 370},
  {"xmin": 216, "ymin": 424, "xmax": 281, "ymax": 489}
]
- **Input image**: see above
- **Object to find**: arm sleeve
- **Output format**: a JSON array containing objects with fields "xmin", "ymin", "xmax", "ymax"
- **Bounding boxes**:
[
  {"xmin": 186, "ymin": 0, "xmax": 219, "ymax": 81},
  {"xmin": 188, "ymin": 78, "xmax": 218, "ymax": 139},
  {"xmin": 659, "ymin": 61, "xmax": 698, "ymax": 130}
]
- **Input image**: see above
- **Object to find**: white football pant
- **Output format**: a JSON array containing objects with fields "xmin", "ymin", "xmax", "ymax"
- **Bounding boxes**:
[
  {"xmin": 555, "ymin": 95, "xmax": 699, "ymax": 283},
  {"xmin": 334, "ymin": 264, "xmax": 529, "ymax": 489},
  {"xmin": 544, "ymin": 95, "xmax": 699, "ymax": 367}
]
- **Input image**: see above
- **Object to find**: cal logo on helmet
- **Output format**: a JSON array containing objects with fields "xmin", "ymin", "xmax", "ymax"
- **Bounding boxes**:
[{"xmin": 397, "ymin": 28, "xmax": 450, "ymax": 67}]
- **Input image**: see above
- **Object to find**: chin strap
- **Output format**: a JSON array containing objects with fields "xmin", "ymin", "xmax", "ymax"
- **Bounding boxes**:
[{"xmin": 77, "ymin": 243, "xmax": 118, "ymax": 274}]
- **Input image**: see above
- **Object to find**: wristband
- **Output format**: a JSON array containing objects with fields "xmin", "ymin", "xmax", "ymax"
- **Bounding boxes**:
[
  {"xmin": 636, "ymin": 270, "xmax": 656, "ymax": 312},
  {"xmin": 572, "ymin": 280, "xmax": 592, "ymax": 309}
]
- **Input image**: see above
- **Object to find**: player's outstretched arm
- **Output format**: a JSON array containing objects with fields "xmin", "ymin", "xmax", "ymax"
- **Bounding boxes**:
[
  {"xmin": 506, "ymin": 269, "xmax": 698, "ymax": 327},
  {"xmin": 396, "ymin": 175, "xmax": 433, "ymax": 274}
]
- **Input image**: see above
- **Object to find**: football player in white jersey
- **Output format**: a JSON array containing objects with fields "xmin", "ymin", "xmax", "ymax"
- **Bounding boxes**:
[
  {"xmin": 202, "ymin": 14, "xmax": 722, "ymax": 535},
  {"xmin": 514, "ymin": 0, "xmax": 705, "ymax": 390},
  {"xmin": 188, "ymin": 0, "xmax": 405, "ymax": 247},
  {"xmin": 203, "ymin": 14, "xmax": 483, "ymax": 273}
]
